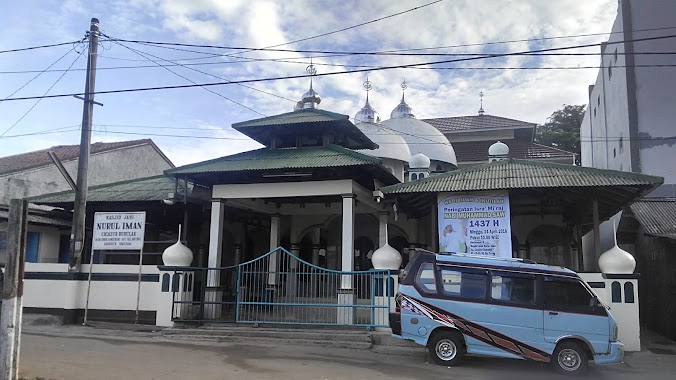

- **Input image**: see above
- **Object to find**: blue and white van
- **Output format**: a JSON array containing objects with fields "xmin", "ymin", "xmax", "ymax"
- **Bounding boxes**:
[{"xmin": 389, "ymin": 251, "xmax": 623, "ymax": 375}]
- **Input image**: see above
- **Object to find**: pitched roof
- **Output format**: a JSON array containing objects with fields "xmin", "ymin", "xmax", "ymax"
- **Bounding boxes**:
[
  {"xmin": 382, "ymin": 159, "xmax": 663, "ymax": 194},
  {"xmin": 423, "ymin": 114, "xmax": 535, "ymax": 132},
  {"xmin": 0, "ymin": 207, "xmax": 71, "ymax": 227},
  {"xmin": 628, "ymin": 198, "xmax": 676, "ymax": 239},
  {"xmin": 232, "ymin": 108, "xmax": 377, "ymax": 150},
  {"xmin": 28, "ymin": 175, "xmax": 181, "ymax": 205},
  {"xmin": 0, "ymin": 139, "xmax": 171, "ymax": 175},
  {"xmin": 166, "ymin": 144, "xmax": 381, "ymax": 175},
  {"xmin": 452, "ymin": 139, "xmax": 574, "ymax": 163}
]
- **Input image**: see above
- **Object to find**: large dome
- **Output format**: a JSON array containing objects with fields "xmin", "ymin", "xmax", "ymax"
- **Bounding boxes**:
[
  {"xmin": 381, "ymin": 118, "xmax": 457, "ymax": 165},
  {"xmin": 356, "ymin": 122, "xmax": 411, "ymax": 162}
]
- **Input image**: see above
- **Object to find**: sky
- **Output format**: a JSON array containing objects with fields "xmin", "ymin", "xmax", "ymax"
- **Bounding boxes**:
[{"xmin": 0, "ymin": 0, "xmax": 622, "ymax": 166}]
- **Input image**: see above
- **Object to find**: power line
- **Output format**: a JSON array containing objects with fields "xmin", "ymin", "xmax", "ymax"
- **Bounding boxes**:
[
  {"xmin": 107, "ymin": 25, "xmax": 676, "ymax": 58},
  {"xmin": 0, "ymin": 49, "xmax": 85, "ymax": 136},
  {"xmin": 107, "ymin": 39, "xmax": 267, "ymax": 117},
  {"xmin": 0, "ymin": 40, "xmax": 84, "ymax": 54},
  {"xmin": 2, "ymin": 48, "xmax": 75, "ymax": 99},
  {"xmin": 225, "ymin": 0, "xmax": 445, "ymax": 58},
  {"xmin": 6, "ymin": 62, "xmax": 676, "ymax": 76},
  {"xmin": 103, "ymin": 34, "xmax": 296, "ymax": 104},
  {"xmin": 3, "ymin": 33, "xmax": 676, "ymax": 103}
]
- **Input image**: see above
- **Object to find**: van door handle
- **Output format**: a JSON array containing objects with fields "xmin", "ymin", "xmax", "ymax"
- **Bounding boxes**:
[{"xmin": 549, "ymin": 312, "xmax": 559, "ymax": 316}]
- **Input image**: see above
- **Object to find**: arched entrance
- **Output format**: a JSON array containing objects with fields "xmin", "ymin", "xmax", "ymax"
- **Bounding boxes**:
[{"xmin": 526, "ymin": 225, "xmax": 574, "ymax": 268}]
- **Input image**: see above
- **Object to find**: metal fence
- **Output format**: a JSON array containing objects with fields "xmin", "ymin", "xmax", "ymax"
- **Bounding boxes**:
[{"xmin": 167, "ymin": 247, "xmax": 395, "ymax": 329}]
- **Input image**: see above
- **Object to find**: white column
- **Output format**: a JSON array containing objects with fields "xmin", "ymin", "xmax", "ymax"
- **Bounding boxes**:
[
  {"xmin": 378, "ymin": 211, "xmax": 389, "ymax": 248},
  {"xmin": 268, "ymin": 214, "xmax": 281, "ymax": 285},
  {"xmin": 206, "ymin": 200, "xmax": 225, "ymax": 318},
  {"xmin": 341, "ymin": 195, "xmax": 355, "ymax": 289},
  {"xmin": 338, "ymin": 195, "xmax": 355, "ymax": 325},
  {"xmin": 592, "ymin": 199, "xmax": 601, "ymax": 271},
  {"xmin": 207, "ymin": 200, "xmax": 225, "ymax": 270},
  {"xmin": 430, "ymin": 206, "xmax": 438, "ymax": 252}
]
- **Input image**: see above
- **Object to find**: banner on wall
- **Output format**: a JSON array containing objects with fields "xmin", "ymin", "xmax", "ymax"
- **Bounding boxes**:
[{"xmin": 437, "ymin": 193, "xmax": 512, "ymax": 258}]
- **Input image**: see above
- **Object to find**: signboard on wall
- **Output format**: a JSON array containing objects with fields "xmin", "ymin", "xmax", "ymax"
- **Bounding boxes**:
[
  {"xmin": 437, "ymin": 193, "xmax": 512, "ymax": 258},
  {"xmin": 92, "ymin": 212, "xmax": 146, "ymax": 250}
]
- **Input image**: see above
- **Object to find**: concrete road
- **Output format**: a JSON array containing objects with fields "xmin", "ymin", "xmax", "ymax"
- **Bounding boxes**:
[{"xmin": 19, "ymin": 330, "xmax": 675, "ymax": 380}]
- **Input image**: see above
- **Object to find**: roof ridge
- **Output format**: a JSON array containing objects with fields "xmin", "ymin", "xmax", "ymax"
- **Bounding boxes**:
[
  {"xmin": 25, "ymin": 174, "xmax": 171, "ymax": 202},
  {"xmin": 324, "ymin": 144, "xmax": 381, "ymax": 164}
]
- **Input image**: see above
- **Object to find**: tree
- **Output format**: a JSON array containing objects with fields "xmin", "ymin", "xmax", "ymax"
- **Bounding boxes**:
[{"xmin": 535, "ymin": 104, "xmax": 586, "ymax": 164}]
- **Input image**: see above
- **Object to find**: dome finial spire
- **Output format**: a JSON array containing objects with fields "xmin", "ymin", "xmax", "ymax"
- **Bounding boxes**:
[
  {"xmin": 354, "ymin": 75, "xmax": 381, "ymax": 124},
  {"xmin": 295, "ymin": 60, "xmax": 321, "ymax": 110},
  {"xmin": 478, "ymin": 91, "xmax": 485, "ymax": 115},
  {"xmin": 390, "ymin": 80, "xmax": 415, "ymax": 119}
]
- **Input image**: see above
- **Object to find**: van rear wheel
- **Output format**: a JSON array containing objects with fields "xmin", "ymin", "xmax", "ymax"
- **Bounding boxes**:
[
  {"xmin": 552, "ymin": 341, "xmax": 588, "ymax": 375},
  {"xmin": 428, "ymin": 331, "xmax": 464, "ymax": 366}
]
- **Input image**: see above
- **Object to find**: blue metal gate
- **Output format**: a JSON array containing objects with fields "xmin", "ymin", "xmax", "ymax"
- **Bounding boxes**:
[{"xmin": 168, "ymin": 247, "xmax": 394, "ymax": 329}]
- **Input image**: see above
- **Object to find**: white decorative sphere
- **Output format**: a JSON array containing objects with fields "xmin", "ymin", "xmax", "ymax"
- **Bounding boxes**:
[
  {"xmin": 488, "ymin": 141, "xmax": 509, "ymax": 156},
  {"xmin": 162, "ymin": 240, "xmax": 194, "ymax": 266},
  {"xmin": 371, "ymin": 243, "xmax": 402, "ymax": 270},
  {"xmin": 409, "ymin": 153, "xmax": 431, "ymax": 169},
  {"xmin": 598, "ymin": 245, "xmax": 636, "ymax": 274}
]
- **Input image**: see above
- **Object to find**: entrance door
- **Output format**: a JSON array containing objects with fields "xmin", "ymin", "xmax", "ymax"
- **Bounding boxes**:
[{"xmin": 543, "ymin": 277, "xmax": 610, "ymax": 354}]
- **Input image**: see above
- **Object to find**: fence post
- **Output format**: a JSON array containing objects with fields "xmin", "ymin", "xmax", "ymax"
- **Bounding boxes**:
[{"xmin": 1, "ymin": 199, "xmax": 27, "ymax": 380}]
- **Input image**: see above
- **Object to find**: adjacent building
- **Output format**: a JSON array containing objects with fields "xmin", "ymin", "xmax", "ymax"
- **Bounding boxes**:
[{"xmin": 579, "ymin": 0, "xmax": 676, "ymax": 340}]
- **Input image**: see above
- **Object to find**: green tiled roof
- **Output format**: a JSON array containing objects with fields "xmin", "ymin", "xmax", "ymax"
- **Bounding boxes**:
[
  {"xmin": 167, "ymin": 144, "xmax": 380, "ymax": 175},
  {"xmin": 28, "ymin": 175, "xmax": 179, "ymax": 204},
  {"xmin": 233, "ymin": 108, "xmax": 350, "ymax": 128},
  {"xmin": 231, "ymin": 109, "xmax": 377, "ymax": 150},
  {"xmin": 382, "ymin": 159, "xmax": 663, "ymax": 194}
]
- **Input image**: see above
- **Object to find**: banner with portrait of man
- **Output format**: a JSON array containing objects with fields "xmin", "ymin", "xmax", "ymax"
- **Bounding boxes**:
[{"xmin": 437, "ymin": 192, "xmax": 512, "ymax": 258}]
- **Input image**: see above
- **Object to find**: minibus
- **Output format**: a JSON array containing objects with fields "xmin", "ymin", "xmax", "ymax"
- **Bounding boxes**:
[{"xmin": 390, "ymin": 251, "xmax": 623, "ymax": 375}]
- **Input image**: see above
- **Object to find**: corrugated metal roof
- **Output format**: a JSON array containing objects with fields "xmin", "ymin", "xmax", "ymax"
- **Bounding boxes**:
[
  {"xmin": 28, "ymin": 175, "xmax": 178, "ymax": 204},
  {"xmin": 232, "ymin": 108, "xmax": 349, "ymax": 128},
  {"xmin": 0, "ymin": 209, "xmax": 71, "ymax": 227},
  {"xmin": 424, "ymin": 114, "xmax": 535, "ymax": 132},
  {"xmin": 0, "ymin": 139, "xmax": 158, "ymax": 175},
  {"xmin": 452, "ymin": 139, "xmax": 574, "ymax": 163},
  {"xmin": 629, "ymin": 198, "xmax": 676, "ymax": 239},
  {"xmin": 383, "ymin": 159, "xmax": 663, "ymax": 194},
  {"xmin": 167, "ymin": 145, "xmax": 380, "ymax": 175}
]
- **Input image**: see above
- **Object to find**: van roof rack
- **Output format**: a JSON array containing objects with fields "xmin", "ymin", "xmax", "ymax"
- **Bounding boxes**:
[{"xmin": 438, "ymin": 252, "xmax": 537, "ymax": 265}]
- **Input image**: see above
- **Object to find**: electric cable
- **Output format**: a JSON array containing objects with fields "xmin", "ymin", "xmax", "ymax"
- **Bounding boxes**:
[{"xmin": 3, "ymin": 33, "xmax": 675, "ymax": 103}]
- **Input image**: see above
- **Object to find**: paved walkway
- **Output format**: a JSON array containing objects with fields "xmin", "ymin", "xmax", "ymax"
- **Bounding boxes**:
[{"xmin": 17, "ymin": 315, "xmax": 676, "ymax": 380}]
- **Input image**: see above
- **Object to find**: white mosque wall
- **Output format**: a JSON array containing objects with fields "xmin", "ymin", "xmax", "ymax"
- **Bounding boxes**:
[
  {"xmin": 23, "ymin": 263, "xmax": 160, "ymax": 315},
  {"xmin": 381, "ymin": 158, "xmax": 405, "ymax": 182},
  {"xmin": 579, "ymin": 273, "xmax": 641, "ymax": 352}
]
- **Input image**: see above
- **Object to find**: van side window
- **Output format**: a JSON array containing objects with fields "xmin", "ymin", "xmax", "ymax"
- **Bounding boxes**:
[
  {"xmin": 439, "ymin": 267, "xmax": 487, "ymax": 300},
  {"xmin": 545, "ymin": 280, "xmax": 593, "ymax": 308},
  {"xmin": 415, "ymin": 262, "xmax": 437, "ymax": 293},
  {"xmin": 491, "ymin": 274, "xmax": 535, "ymax": 304}
]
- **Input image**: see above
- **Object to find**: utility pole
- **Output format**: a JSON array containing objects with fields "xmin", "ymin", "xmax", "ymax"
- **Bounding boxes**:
[
  {"xmin": 69, "ymin": 18, "xmax": 100, "ymax": 270},
  {"xmin": 1, "ymin": 199, "xmax": 28, "ymax": 380}
]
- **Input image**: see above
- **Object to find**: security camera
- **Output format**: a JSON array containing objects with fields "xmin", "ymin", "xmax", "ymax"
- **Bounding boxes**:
[{"xmin": 372, "ymin": 190, "xmax": 384, "ymax": 203}]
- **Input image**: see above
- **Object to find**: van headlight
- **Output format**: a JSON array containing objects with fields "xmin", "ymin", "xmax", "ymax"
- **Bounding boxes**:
[{"xmin": 612, "ymin": 325, "xmax": 619, "ymax": 341}]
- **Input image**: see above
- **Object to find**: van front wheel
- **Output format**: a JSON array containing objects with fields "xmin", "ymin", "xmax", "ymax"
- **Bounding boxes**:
[
  {"xmin": 552, "ymin": 341, "xmax": 588, "ymax": 375},
  {"xmin": 428, "ymin": 331, "xmax": 464, "ymax": 366}
]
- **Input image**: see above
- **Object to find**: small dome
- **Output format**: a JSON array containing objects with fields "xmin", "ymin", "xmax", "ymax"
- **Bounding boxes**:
[
  {"xmin": 489, "ymin": 141, "xmax": 509, "ymax": 156},
  {"xmin": 410, "ymin": 153, "xmax": 431, "ymax": 169},
  {"xmin": 381, "ymin": 117, "xmax": 457, "ymax": 165},
  {"xmin": 371, "ymin": 243, "xmax": 402, "ymax": 270},
  {"xmin": 599, "ymin": 244, "xmax": 636, "ymax": 274},
  {"xmin": 162, "ymin": 240, "xmax": 193, "ymax": 266},
  {"xmin": 390, "ymin": 93, "xmax": 416, "ymax": 119},
  {"xmin": 356, "ymin": 122, "xmax": 411, "ymax": 162},
  {"xmin": 354, "ymin": 97, "xmax": 381, "ymax": 124},
  {"xmin": 298, "ymin": 81, "xmax": 321, "ymax": 109}
]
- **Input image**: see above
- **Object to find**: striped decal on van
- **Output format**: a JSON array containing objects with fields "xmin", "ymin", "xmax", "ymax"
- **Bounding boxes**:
[{"xmin": 401, "ymin": 294, "xmax": 551, "ymax": 362}]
